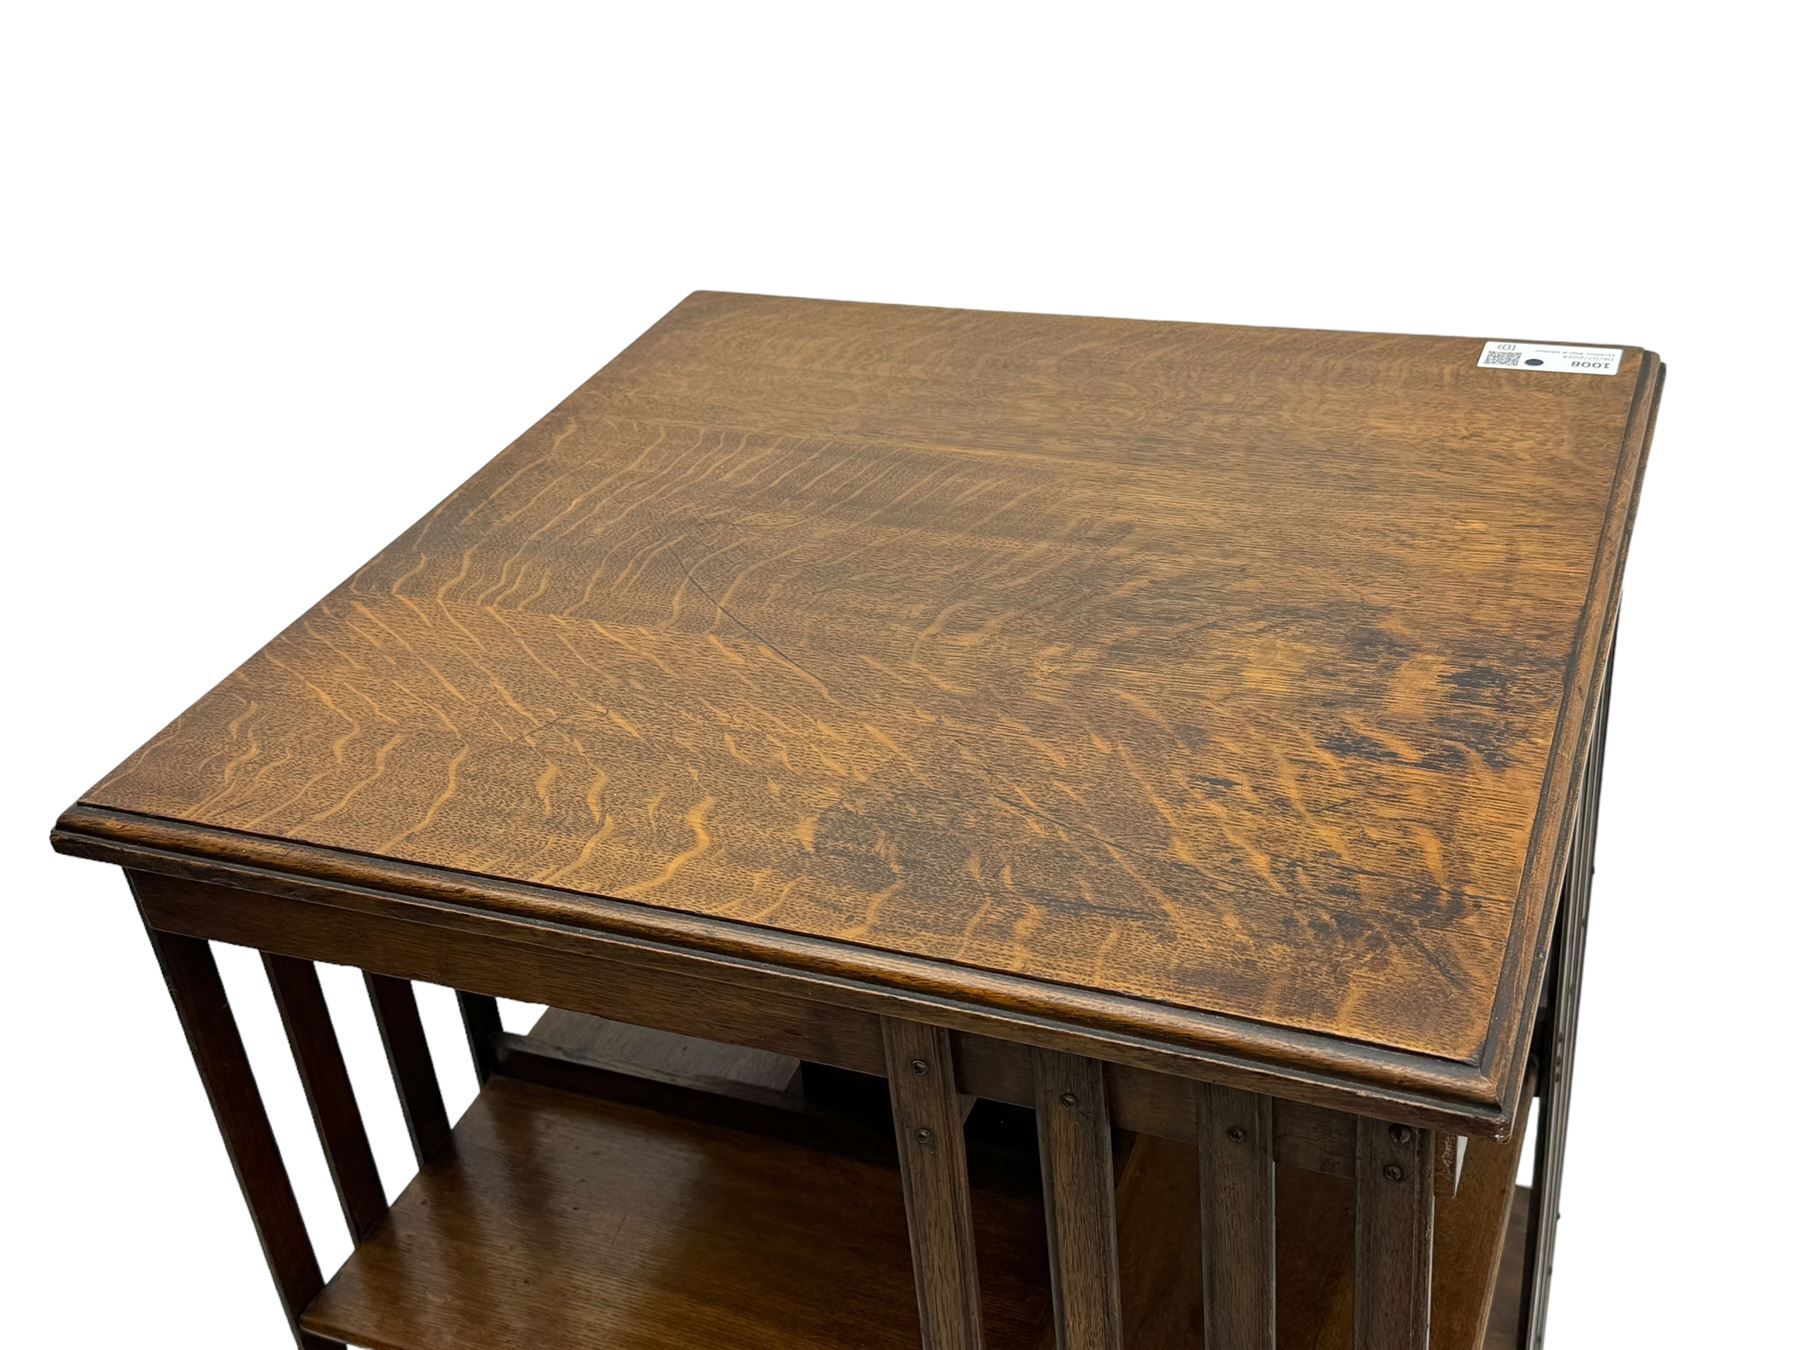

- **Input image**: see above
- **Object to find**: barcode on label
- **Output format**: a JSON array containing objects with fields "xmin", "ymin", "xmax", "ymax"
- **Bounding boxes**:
[{"xmin": 1477, "ymin": 340, "xmax": 1622, "ymax": 375}]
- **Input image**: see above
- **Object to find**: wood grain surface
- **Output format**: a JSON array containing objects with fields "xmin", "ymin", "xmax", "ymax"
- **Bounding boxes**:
[
  {"xmin": 1353, "ymin": 1118, "xmax": 1436, "ymax": 1348},
  {"xmin": 885, "ymin": 1018, "xmax": 989, "ymax": 1350},
  {"xmin": 1111, "ymin": 1129, "xmax": 1528, "ymax": 1350},
  {"xmin": 1196, "ymin": 1084, "xmax": 1277, "ymax": 1350},
  {"xmin": 61, "ymin": 292, "xmax": 1660, "ymax": 1094},
  {"xmin": 302, "ymin": 1074, "xmax": 1053, "ymax": 1350},
  {"xmin": 1032, "ymin": 1050, "xmax": 1123, "ymax": 1350}
]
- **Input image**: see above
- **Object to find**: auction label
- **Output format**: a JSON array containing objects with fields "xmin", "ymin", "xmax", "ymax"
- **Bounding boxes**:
[{"xmin": 1478, "ymin": 341, "xmax": 1622, "ymax": 374}]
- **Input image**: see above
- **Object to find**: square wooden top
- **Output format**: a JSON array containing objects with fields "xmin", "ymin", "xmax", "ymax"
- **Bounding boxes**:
[{"xmin": 59, "ymin": 293, "xmax": 1661, "ymax": 1124}]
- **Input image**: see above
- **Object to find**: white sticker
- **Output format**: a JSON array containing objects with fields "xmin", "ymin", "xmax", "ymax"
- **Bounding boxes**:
[{"xmin": 1478, "ymin": 341, "xmax": 1622, "ymax": 375}]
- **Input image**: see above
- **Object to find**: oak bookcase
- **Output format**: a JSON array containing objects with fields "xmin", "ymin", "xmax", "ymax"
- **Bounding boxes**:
[{"xmin": 54, "ymin": 292, "xmax": 1661, "ymax": 1349}]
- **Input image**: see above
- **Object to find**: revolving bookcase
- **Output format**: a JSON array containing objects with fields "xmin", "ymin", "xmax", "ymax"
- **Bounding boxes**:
[{"xmin": 53, "ymin": 292, "xmax": 1662, "ymax": 1349}]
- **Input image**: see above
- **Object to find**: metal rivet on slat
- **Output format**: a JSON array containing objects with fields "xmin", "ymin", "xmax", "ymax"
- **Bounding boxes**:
[
  {"xmin": 1226, "ymin": 1125, "xmax": 1246, "ymax": 1143},
  {"xmin": 915, "ymin": 1127, "xmax": 935, "ymax": 1149},
  {"xmin": 1060, "ymin": 1092, "xmax": 1079, "ymax": 1109},
  {"xmin": 909, "ymin": 1058, "xmax": 929, "ymax": 1076},
  {"xmin": 1389, "ymin": 1124, "xmax": 1414, "ymax": 1145},
  {"xmin": 1384, "ymin": 1164, "xmax": 1406, "ymax": 1183}
]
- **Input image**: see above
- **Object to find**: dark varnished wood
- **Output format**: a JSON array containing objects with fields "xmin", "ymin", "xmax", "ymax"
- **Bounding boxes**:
[
  {"xmin": 60, "ymin": 830, "xmax": 1508, "ymax": 1134},
  {"xmin": 455, "ymin": 990, "xmax": 504, "ymax": 1083},
  {"xmin": 263, "ymin": 952, "xmax": 388, "ymax": 1240},
  {"xmin": 53, "ymin": 297, "xmax": 1654, "ymax": 1350},
  {"xmin": 56, "ymin": 294, "xmax": 1664, "ymax": 1126},
  {"xmin": 129, "ymin": 868, "xmax": 1485, "ymax": 1196},
  {"xmin": 488, "ymin": 1013, "xmax": 914, "ymax": 1170},
  {"xmin": 302, "ymin": 1074, "xmax": 1053, "ymax": 1350},
  {"xmin": 1520, "ymin": 659, "xmax": 1611, "ymax": 1349},
  {"xmin": 490, "ymin": 1027, "xmax": 802, "ymax": 1120},
  {"xmin": 1485, "ymin": 1189, "xmax": 1531, "ymax": 1350},
  {"xmin": 885, "ymin": 1017, "xmax": 988, "ymax": 1350},
  {"xmin": 95, "ymin": 831, "xmax": 1504, "ymax": 1129},
  {"xmin": 526, "ymin": 1005, "xmax": 802, "ymax": 1092},
  {"xmin": 1109, "ymin": 1125, "xmax": 1528, "ymax": 1350},
  {"xmin": 1302, "ymin": 1069, "xmax": 1535, "ymax": 1350},
  {"xmin": 127, "ymin": 863, "xmax": 907, "ymax": 1074},
  {"xmin": 1032, "ymin": 1050, "xmax": 1123, "ymax": 1350},
  {"xmin": 135, "ymin": 912, "xmax": 337, "ymax": 1350},
  {"xmin": 127, "ymin": 870, "xmax": 1487, "ymax": 1192},
  {"xmin": 1354, "ymin": 1118, "xmax": 1436, "ymax": 1349},
  {"xmin": 1422, "ymin": 1093, "xmax": 1530, "ymax": 1350},
  {"xmin": 364, "ymin": 973, "xmax": 451, "ymax": 1165},
  {"xmin": 1196, "ymin": 1084, "xmax": 1277, "ymax": 1350}
]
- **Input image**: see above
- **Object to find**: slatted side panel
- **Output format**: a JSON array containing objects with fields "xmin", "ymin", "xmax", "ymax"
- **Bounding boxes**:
[
  {"xmin": 132, "ymin": 877, "xmax": 342, "ymax": 1350},
  {"xmin": 882, "ymin": 1018, "xmax": 986, "ymax": 1350},
  {"xmin": 129, "ymin": 871, "xmax": 482, "ymax": 1346},
  {"xmin": 1520, "ymin": 654, "xmax": 1614, "ymax": 1348}
]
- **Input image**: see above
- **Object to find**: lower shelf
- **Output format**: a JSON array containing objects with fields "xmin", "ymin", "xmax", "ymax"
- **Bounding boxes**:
[
  {"xmin": 302, "ymin": 1074, "xmax": 1052, "ymax": 1350},
  {"xmin": 302, "ymin": 1017, "xmax": 1534, "ymax": 1350}
]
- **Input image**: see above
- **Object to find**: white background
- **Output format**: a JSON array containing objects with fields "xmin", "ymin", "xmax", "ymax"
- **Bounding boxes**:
[{"xmin": 3, "ymin": 5, "xmax": 1793, "ymax": 1346}]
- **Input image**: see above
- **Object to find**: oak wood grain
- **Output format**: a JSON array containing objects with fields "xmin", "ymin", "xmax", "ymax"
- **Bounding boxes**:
[
  {"xmin": 1032, "ymin": 1050, "xmax": 1123, "ymax": 1350},
  {"xmin": 1303, "ymin": 1070, "xmax": 1534, "ymax": 1350},
  {"xmin": 134, "ymin": 871, "xmax": 1497, "ymax": 1185},
  {"xmin": 263, "ymin": 952, "xmax": 388, "ymax": 1241},
  {"xmin": 885, "ymin": 1017, "xmax": 988, "ymax": 1350},
  {"xmin": 1485, "ymin": 1187, "xmax": 1531, "ymax": 1350},
  {"xmin": 137, "ymin": 915, "xmax": 338, "ymax": 1350},
  {"xmin": 1521, "ymin": 658, "xmax": 1611, "ymax": 1348},
  {"xmin": 1196, "ymin": 1084, "xmax": 1277, "ymax": 1350},
  {"xmin": 1354, "ymin": 1118, "xmax": 1436, "ymax": 1349},
  {"xmin": 74, "ymin": 813, "xmax": 1507, "ymax": 1127},
  {"xmin": 1112, "ymin": 1125, "xmax": 1525, "ymax": 1350},
  {"xmin": 365, "ymin": 973, "xmax": 451, "ymax": 1165},
  {"xmin": 59, "ymin": 293, "xmax": 1661, "ymax": 1117},
  {"xmin": 302, "ymin": 1074, "xmax": 1053, "ymax": 1350},
  {"xmin": 455, "ymin": 990, "xmax": 503, "ymax": 1083}
]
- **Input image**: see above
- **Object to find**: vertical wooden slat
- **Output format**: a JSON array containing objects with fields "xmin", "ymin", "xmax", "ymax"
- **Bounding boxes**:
[
  {"xmin": 1519, "ymin": 653, "xmax": 1613, "ymax": 1349},
  {"xmin": 1196, "ymin": 1083, "xmax": 1276, "ymax": 1350},
  {"xmin": 365, "ymin": 973, "xmax": 451, "ymax": 1165},
  {"xmin": 135, "ymin": 907, "xmax": 340, "ymax": 1350},
  {"xmin": 1355, "ymin": 1116, "xmax": 1435, "ymax": 1350},
  {"xmin": 882, "ymin": 1017, "xmax": 985, "ymax": 1350},
  {"xmin": 1033, "ymin": 1049, "xmax": 1123, "ymax": 1350},
  {"xmin": 456, "ymin": 990, "xmax": 504, "ymax": 1084},
  {"xmin": 264, "ymin": 953, "xmax": 388, "ymax": 1240},
  {"xmin": 1518, "ymin": 901, "xmax": 1568, "ymax": 1347}
]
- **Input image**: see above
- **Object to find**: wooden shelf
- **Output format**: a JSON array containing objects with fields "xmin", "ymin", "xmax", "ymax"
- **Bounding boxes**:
[
  {"xmin": 301, "ymin": 1074, "xmax": 1053, "ymax": 1350},
  {"xmin": 303, "ymin": 1016, "xmax": 1532, "ymax": 1350}
]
